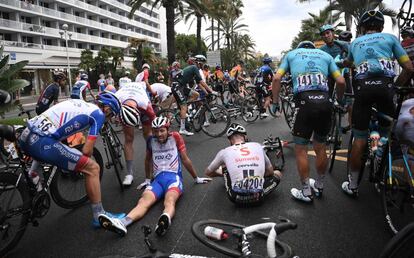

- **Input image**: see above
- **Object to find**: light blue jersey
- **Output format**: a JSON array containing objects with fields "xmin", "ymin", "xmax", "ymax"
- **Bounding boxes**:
[
  {"xmin": 348, "ymin": 32, "xmax": 409, "ymax": 79},
  {"xmin": 277, "ymin": 48, "xmax": 341, "ymax": 94}
]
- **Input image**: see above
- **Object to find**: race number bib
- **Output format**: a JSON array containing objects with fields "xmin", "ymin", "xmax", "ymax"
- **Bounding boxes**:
[
  {"xmin": 30, "ymin": 115, "xmax": 55, "ymax": 134},
  {"xmin": 233, "ymin": 176, "xmax": 264, "ymax": 193},
  {"xmin": 296, "ymin": 73, "xmax": 327, "ymax": 91},
  {"xmin": 357, "ymin": 62, "xmax": 369, "ymax": 74},
  {"xmin": 379, "ymin": 59, "xmax": 394, "ymax": 72}
]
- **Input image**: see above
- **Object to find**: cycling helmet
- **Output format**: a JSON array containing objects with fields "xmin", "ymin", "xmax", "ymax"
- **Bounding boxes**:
[
  {"xmin": 152, "ymin": 116, "xmax": 170, "ymax": 129},
  {"xmin": 120, "ymin": 104, "xmax": 140, "ymax": 127},
  {"xmin": 0, "ymin": 89, "xmax": 11, "ymax": 105},
  {"xmin": 125, "ymin": 70, "xmax": 131, "ymax": 75},
  {"xmin": 319, "ymin": 24, "xmax": 334, "ymax": 34},
  {"xmin": 53, "ymin": 71, "xmax": 66, "ymax": 82},
  {"xmin": 297, "ymin": 41, "xmax": 316, "ymax": 49},
  {"xmin": 80, "ymin": 73, "xmax": 88, "ymax": 81},
  {"xmin": 359, "ymin": 10, "xmax": 384, "ymax": 28},
  {"xmin": 97, "ymin": 90, "xmax": 121, "ymax": 115},
  {"xmin": 339, "ymin": 31, "xmax": 353, "ymax": 42},
  {"xmin": 215, "ymin": 65, "xmax": 221, "ymax": 70},
  {"xmin": 195, "ymin": 54, "xmax": 207, "ymax": 63},
  {"xmin": 401, "ymin": 26, "xmax": 414, "ymax": 37},
  {"xmin": 172, "ymin": 61, "xmax": 180, "ymax": 68},
  {"xmin": 187, "ymin": 56, "xmax": 196, "ymax": 65},
  {"xmin": 142, "ymin": 63, "xmax": 150, "ymax": 69},
  {"xmin": 263, "ymin": 57, "xmax": 273, "ymax": 64},
  {"xmin": 226, "ymin": 123, "xmax": 247, "ymax": 138}
]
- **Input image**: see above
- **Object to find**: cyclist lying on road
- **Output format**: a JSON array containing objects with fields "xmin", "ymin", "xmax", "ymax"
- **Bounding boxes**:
[
  {"xmin": 18, "ymin": 91, "xmax": 134, "ymax": 228},
  {"xmin": 204, "ymin": 123, "xmax": 282, "ymax": 206},
  {"xmin": 98, "ymin": 116, "xmax": 211, "ymax": 237}
]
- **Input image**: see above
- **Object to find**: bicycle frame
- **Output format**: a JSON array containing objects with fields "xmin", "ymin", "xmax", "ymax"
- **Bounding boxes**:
[{"xmin": 101, "ymin": 121, "xmax": 124, "ymax": 189}]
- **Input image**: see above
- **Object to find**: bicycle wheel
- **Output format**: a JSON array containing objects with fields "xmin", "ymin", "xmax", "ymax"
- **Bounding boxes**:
[
  {"xmin": 0, "ymin": 172, "xmax": 31, "ymax": 257},
  {"xmin": 50, "ymin": 145, "xmax": 104, "ymax": 209},
  {"xmin": 327, "ymin": 112, "xmax": 339, "ymax": 173},
  {"xmin": 381, "ymin": 152, "xmax": 414, "ymax": 235},
  {"xmin": 199, "ymin": 105, "xmax": 230, "ymax": 137},
  {"xmin": 281, "ymin": 96, "xmax": 295, "ymax": 129},
  {"xmin": 192, "ymin": 219, "xmax": 294, "ymax": 258},
  {"xmin": 157, "ymin": 109, "xmax": 181, "ymax": 132},
  {"xmin": 241, "ymin": 96, "xmax": 260, "ymax": 123}
]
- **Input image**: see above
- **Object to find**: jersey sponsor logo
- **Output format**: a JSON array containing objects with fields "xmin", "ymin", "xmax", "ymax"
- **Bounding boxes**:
[
  {"xmin": 235, "ymin": 155, "xmax": 260, "ymax": 163},
  {"xmin": 74, "ymin": 121, "xmax": 81, "ymax": 129},
  {"xmin": 29, "ymin": 134, "xmax": 39, "ymax": 145},
  {"xmin": 308, "ymin": 94, "xmax": 325, "ymax": 100},
  {"xmin": 154, "ymin": 153, "xmax": 173, "ymax": 160},
  {"xmin": 364, "ymin": 80, "xmax": 382, "ymax": 85},
  {"xmin": 64, "ymin": 125, "xmax": 74, "ymax": 134},
  {"xmin": 240, "ymin": 147, "xmax": 251, "ymax": 156},
  {"xmin": 53, "ymin": 143, "xmax": 80, "ymax": 162}
]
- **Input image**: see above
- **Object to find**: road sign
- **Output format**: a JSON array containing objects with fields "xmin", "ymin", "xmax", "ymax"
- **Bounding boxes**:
[{"xmin": 207, "ymin": 50, "xmax": 221, "ymax": 67}]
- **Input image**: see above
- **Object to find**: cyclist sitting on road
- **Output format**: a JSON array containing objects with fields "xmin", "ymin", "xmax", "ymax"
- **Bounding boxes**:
[
  {"xmin": 105, "ymin": 82, "xmax": 155, "ymax": 186},
  {"xmin": 205, "ymin": 123, "xmax": 282, "ymax": 206},
  {"xmin": 136, "ymin": 63, "xmax": 157, "ymax": 97},
  {"xmin": 119, "ymin": 70, "xmax": 132, "ymax": 88},
  {"xmin": 255, "ymin": 57, "xmax": 274, "ymax": 118},
  {"xmin": 342, "ymin": 10, "xmax": 414, "ymax": 197},
  {"xmin": 272, "ymin": 41, "xmax": 345, "ymax": 202},
  {"xmin": 19, "ymin": 91, "xmax": 133, "ymax": 228},
  {"xmin": 71, "ymin": 73, "xmax": 95, "ymax": 101},
  {"xmin": 98, "ymin": 116, "xmax": 211, "ymax": 237},
  {"xmin": 151, "ymin": 82, "xmax": 175, "ymax": 110},
  {"xmin": 35, "ymin": 71, "xmax": 66, "ymax": 115}
]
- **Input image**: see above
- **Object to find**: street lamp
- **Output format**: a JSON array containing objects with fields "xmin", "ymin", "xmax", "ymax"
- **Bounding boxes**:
[{"xmin": 59, "ymin": 23, "xmax": 72, "ymax": 95}]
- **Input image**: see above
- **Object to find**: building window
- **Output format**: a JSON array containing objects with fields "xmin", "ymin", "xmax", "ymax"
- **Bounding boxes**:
[
  {"xmin": 76, "ymin": 28, "xmax": 81, "ymax": 33},
  {"xmin": 22, "ymin": 36, "xmax": 34, "ymax": 43},
  {"xmin": 75, "ymin": 12, "xmax": 80, "ymax": 17},
  {"xmin": 90, "ymin": 45, "xmax": 95, "ymax": 50},
  {"xmin": 0, "ymin": 12, "xmax": 10, "ymax": 20},
  {"xmin": 77, "ymin": 43, "xmax": 83, "ymax": 49},
  {"xmin": 21, "ymin": 16, "xmax": 32, "ymax": 24},
  {"xmin": 43, "ymin": 38, "xmax": 52, "ymax": 45},
  {"xmin": 59, "ymin": 7, "xmax": 66, "ymax": 13},
  {"xmin": 39, "ymin": 1, "xmax": 49, "ymax": 8},
  {"xmin": 0, "ymin": 33, "xmax": 11, "ymax": 41},
  {"xmin": 61, "ymin": 40, "xmax": 66, "ymax": 47},
  {"xmin": 89, "ymin": 30, "xmax": 94, "ymax": 35},
  {"xmin": 41, "ymin": 20, "xmax": 51, "ymax": 27}
]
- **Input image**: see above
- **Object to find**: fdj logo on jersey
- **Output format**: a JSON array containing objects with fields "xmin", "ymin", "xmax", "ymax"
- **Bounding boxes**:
[{"xmin": 155, "ymin": 153, "xmax": 173, "ymax": 160}]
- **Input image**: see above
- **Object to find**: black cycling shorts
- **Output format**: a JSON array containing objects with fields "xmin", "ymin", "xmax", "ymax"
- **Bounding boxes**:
[
  {"xmin": 352, "ymin": 77, "xmax": 395, "ymax": 136},
  {"xmin": 255, "ymin": 83, "xmax": 271, "ymax": 98},
  {"xmin": 228, "ymin": 80, "xmax": 239, "ymax": 94},
  {"xmin": 214, "ymin": 82, "xmax": 224, "ymax": 94},
  {"xmin": 224, "ymin": 171, "xmax": 280, "ymax": 206},
  {"xmin": 292, "ymin": 91, "xmax": 333, "ymax": 145},
  {"xmin": 171, "ymin": 82, "xmax": 192, "ymax": 105}
]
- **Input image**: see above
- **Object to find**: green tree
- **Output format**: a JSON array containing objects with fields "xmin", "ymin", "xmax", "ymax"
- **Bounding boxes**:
[
  {"xmin": 79, "ymin": 49, "xmax": 95, "ymax": 72},
  {"xmin": 175, "ymin": 33, "xmax": 207, "ymax": 61},
  {"xmin": 181, "ymin": 0, "xmax": 210, "ymax": 53},
  {"xmin": 128, "ymin": 0, "xmax": 204, "ymax": 64},
  {"xmin": 94, "ymin": 47, "xmax": 111, "ymax": 75},
  {"xmin": 128, "ymin": 37, "xmax": 148, "ymax": 70},
  {"xmin": 0, "ymin": 46, "xmax": 30, "ymax": 114},
  {"xmin": 110, "ymin": 48, "xmax": 124, "ymax": 72}
]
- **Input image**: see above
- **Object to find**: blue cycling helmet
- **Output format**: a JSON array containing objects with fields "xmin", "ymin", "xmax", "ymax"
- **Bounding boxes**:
[
  {"xmin": 80, "ymin": 73, "xmax": 88, "ymax": 81},
  {"xmin": 263, "ymin": 57, "xmax": 272, "ymax": 64},
  {"xmin": 360, "ymin": 10, "xmax": 384, "ymax": 28},
  {"xmin": 97, "ymin": 90, "xmax": 121, "ymax": 114},
  {"xmin": 297, "ymin": 41, "xmax": 316, "ymax": 49},
  {"xmin": 319, "ymin": 24, "xmax": 334, "ymax": 34}
]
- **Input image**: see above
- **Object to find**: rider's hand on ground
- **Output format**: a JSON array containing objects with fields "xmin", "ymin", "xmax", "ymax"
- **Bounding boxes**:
[
  {"xmin": 137, "ymin": 178, "xmax": 151, "ymax": 190},
  {"xmin": 194, "ymin": 177, "xmax": 212, "ymax": 184}
]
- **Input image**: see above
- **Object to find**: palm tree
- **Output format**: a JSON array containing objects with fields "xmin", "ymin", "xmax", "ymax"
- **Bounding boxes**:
[
  {"xmin": 236, "ymin": 34, "xmax": 256, "ymax": 62},
  {"xmin": 127, "ymin": 37, "xmax": 148, "ymax": 70},
  {"xmin": 208, "ymin": 16, "xmax": 248, "ymax": 50},
  {"xmin": 79, "ymin": 49, "xmax": 95, "ymax": 72},
  {"xmin": 110, "ymin": 48, "xmax": 124, "ymax": 72},
  {"xmin": 181, "ymin": 0, "xmax": 210, "ymax": 54},
  {"xmin": 128, "ymin": 0, "xmax": 204, "ymax": 65}
]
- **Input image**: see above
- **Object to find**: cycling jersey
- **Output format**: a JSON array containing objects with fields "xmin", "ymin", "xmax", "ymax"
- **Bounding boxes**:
[
  {"xmin": 70, "ymin": 80, "xmax": 91, "ymax": 100},
  {"xmin": 151, "ymin": 83, "xmax": 172, "ymax": 102},
  {"xmin": 348, "ymin": 32, "xmax": 409, "ymax": 79},
  {"xmin": 396, "ymin": 98, "xmax": 414, "ymax": 147},
  {"xmin": 230, "ymin": 65, "xmax": 242, "ymax": 80},
  {"xmin": 207, "ymin": 142, "xmax": 272, "ymax": 194},
  {"xmin": 28, "ymin": 99, "xmax": 105, "ymax": 141},
  {"xmin": 146, "ymin": 132, "xmax": 186, "ymax": 178},
  {"xmin": 401, "ymin": 38, "xmax": 414, "ymax": 64},
  {"xmin": 257, "ymin": 64, "xmax": 274, "ymax": 84},
  {"xmin": 277, "ymin": 48, "xmax": 341, "ymax": 94},
  {"xmin": 135, "ymin": 69, "xmax": 149, "ymax": 82},
  {"xmin": 176, "ymin": 65, "xmax": 203, "ymax": 85},
  {"xmin": 320, "ymin": 40, "xmax": 349, "ymax": 59},
  {"xmin": 36, "ymin": 83, "xmax": 60, "ymax": 115},
  {"xmin": 106, "ymin": 78, "xmax": 114, "ymax": 86},
  {"xmin": 119, "ymin": 77, "xmax": 132, "ymax": 88},
  {"xmin": 97, "ymin": 79, "xmax": 106, "ymax": 92},
  {"xmin": 213, "ymin": 70, "xmax": 224, "ymax": 81}
]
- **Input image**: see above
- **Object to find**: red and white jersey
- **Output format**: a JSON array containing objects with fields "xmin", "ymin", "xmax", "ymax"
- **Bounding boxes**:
[
  {"xmin": 146, "ymin": 132, "xmax": 186, "ymax": 178},
  {"xmin": 207, "ymin": 142, "xmax": 272, "ymax": 192},
  {"xmin": 151, "ymin": 83, "xmax": 172, "ymax": 101},
  {"xmin": 115, "ymin": 82, "xmax": 150, "ymax": 109},
  {"xmin": 135, "ymin": 69, "xmax": 149, "ymax": 82},
  {"xmin": 119, "ymin": 77, "xmax": 132, "ymax": 88}
]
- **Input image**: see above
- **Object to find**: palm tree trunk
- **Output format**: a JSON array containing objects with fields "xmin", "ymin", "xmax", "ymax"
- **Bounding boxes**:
[
  {"xmin": 211, "ymin": 19, "xmax": 214, "ymax": 51},
  {"xmin": 164, "ymin": 2, "xmax": 176, "ymax": 65},
  {"xmin": 196, "ymin": 15, "xmax": 202, "ymax": 54},
  {"xmin": 217, "ymin": 20, "xmax": 220, "ymax": 50}
]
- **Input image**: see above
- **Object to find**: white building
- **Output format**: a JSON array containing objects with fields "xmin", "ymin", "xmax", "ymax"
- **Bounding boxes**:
[{"xmin": 0, "ymin": 0, "xmax": 166, "ymax": 95}]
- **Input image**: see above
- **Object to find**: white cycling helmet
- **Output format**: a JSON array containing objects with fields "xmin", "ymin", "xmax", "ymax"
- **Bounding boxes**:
[
  {"xmin": 142, "ymin": 63, "xmax": 150, "ymax": 69},
  {"xmin": 152, "ymin": 116, "xmax": 170, "ymax": 129},
  {"xmin": 226, "ymin": 123, "xmax": 247, "ymax": 138},
  {"xmin": 120, "ymin": 104, "xmax": 140, "ymax": 127}
]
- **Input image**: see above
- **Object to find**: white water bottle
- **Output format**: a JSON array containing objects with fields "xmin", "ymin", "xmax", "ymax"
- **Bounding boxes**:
[{"xmin": 204, "ymin": 226, "xmax": 228, "ymax": 240}]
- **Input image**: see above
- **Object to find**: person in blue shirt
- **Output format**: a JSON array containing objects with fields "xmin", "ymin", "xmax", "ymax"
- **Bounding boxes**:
[
  {"xmin": 255, "ymin": 57, "xmax": 274, "ymax": 118},
  {"xmin": 342, "ymin": 10, "xmax": 414, "ymax": 197},
  {"xmin": 271, "ymin": 41, "xmax": 345, "ymax": 202}
]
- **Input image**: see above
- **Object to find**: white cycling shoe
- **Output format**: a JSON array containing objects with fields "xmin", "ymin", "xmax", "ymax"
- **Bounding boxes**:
[
  {"xmin": 291, "ymin": 188, "xmax": 313, "ymax": 203},
  {"xmin": 99, "ymin": 213, "xmax": 127, "ymax": 237},
  {"xmin": 179, "ymin": 129, "xmax": 194, "ymax": 136},
  {"xmin": 122, "ymin": 175, "xmax": 134, "ymax": 186}
]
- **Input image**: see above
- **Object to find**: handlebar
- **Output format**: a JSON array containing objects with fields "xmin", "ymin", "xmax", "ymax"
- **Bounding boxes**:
[{"xmin": 273, "ymin": 217, "xmax": 298, "ymax": 235}]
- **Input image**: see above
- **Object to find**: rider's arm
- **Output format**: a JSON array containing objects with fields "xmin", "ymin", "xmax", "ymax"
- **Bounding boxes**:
[
  {"xmin": 198, "ymin": 80, "xmax": 213, "ymax": 94},
  {"xmin": 329, "ymin": 58, "xmax": 346, "ymax": 101},
  {"xmin": 145, "ymin": 149, "xmax": 153, "ymax": 180},
  {"xmin": 264, "ymin": 152, "xmax": 274, "ymax": 177},
  {"xmin": 272, "ymin": 55, "xmax": 289, "ymax": 103},
  {"xmin": 205, "ymin": 150, "xmax": 225, "ymax": 177},
  {"xmin": 83, "ymin": 109, "xmax": 105, "ymax": 157}
]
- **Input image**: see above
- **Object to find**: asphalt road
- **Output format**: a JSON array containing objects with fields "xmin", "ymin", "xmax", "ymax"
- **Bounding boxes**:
[{"xmin": 5, "ymin": 116, "xmax": 394, "ymax": 258}]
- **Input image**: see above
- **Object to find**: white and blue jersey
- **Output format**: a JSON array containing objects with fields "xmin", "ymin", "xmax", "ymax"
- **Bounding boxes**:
[
  {"xmin": 348, "ymin": 32, "xmax": 410, "ymax": 79},
  {"xmin": 256, "ymin": 65, "xmax": 274, "ymax": 84},
  {"xmin": 70, "ymin": 80, "xmax": 90, "ymax": 100},
  {"xmin": 277, "ymin": 48, "xmax": 341, "ymax": 95}
]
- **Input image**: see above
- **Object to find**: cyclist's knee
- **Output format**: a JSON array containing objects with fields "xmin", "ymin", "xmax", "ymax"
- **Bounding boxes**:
[{"xmin": 83, "ymin": 159, "xmax": 100, "ymax": 177}]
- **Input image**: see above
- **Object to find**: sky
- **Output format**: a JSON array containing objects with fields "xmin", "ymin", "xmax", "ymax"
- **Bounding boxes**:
[{"xmin": 175, "ymin": 0, "xmax": 403, "ymax": 57}]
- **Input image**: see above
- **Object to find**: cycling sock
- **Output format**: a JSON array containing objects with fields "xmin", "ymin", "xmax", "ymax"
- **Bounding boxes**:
[
  {"xmin": 302, "ymin": 178, "xmax": 312, "ymax": 196},
  {"xmin": 120, "ymin": 216, "xmax": 133, "ymax": 227},
  {"xmin": 126, "ymin": 160, "xmax": 133, "ymax": 176},
  {"xmin": 316, "ymin": 174, "xmax": 325, "ymax": 189},
  {"xmin": 91, "ymin": 202, "xmax": 104, "ymax": 221},
  {"xmin": 349, "ymin": 171, "xmax": 359, "ymax": 189},
  {"xmin": 180, "ymin": 119, "xmax": 186, "ymax": 130}
]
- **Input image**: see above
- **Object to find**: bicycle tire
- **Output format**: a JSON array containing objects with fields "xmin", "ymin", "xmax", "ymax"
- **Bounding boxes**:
[
  {"xmin": 50, "ymin": 145, "xmax": 104, "ymax": 209},
  {"xmin": 399, "ymin": 0, "xmax": 412, "ymax": 28},
  {"xmin": 0, "ymin": 172, "xmax": 31, "ymax": 257},
  {"xmin": 191, "ymin": 219, "xmax": 294, "ymax": 258},
  {"xmin": 105, "ymin": 131, "xmax": 125, "ymax": 191},
  {"xmin": 281, "ymin": 97, "xmax": 295, "ymax": 130},
  {"xmin": 328, "ymin": 112, "xmax": 339, "ymax": 173},
  {"xmin": 200, "ymin": 105, "xmax": 230, "ymax": 137},
  {"xmin": 241, "ymin": 96, "xmax": 260, "ymax": 123},
  {"xmin": 380, "ymin": 149, "xmax": 414, "ymax": 235}
]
